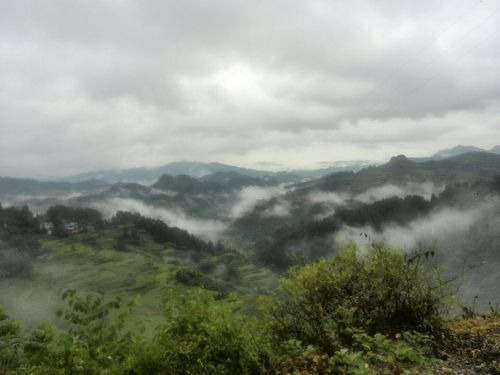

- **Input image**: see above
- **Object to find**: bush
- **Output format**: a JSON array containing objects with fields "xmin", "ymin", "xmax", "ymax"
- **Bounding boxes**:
[
  {"xmin": 277, "ymin": 331, "xmax": 432, "ymax": 375},
  {"xmin": 269, "ymin": 244, "xmax": 446, "ymax": 354},
  {"xmin": 146, "ymin": 291, "xmax": 274, "ymax": 375},
  {"xmin": 0, "ymin": 306, "xmax": 21, "ymax": 373},
  {"xmin": 175, "ymin": 268, "xmax": 233, "ymax": 296}
]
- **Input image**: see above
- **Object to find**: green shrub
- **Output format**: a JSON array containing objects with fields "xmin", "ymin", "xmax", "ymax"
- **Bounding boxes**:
[
  {"xmin": 20, "ymin": 290, "xmax": 136, "ymax": 374},
  {"xmin": 145, "ymin": 291, "xmax": 274, "ymax": 375},
  {"xmin": 175, "ymin": 267, "xmax": 233, "ymax": 296},
  {"xmin": 277, "ymin": 331, "xmax": 432, "ymax": 374},
  {"xmin": 0, "ymin": 306, "xmax": 21, "ymax": 374},
  {"xmin": 269, "ymin": 244, "xmax": 446, "ymax": 353}
]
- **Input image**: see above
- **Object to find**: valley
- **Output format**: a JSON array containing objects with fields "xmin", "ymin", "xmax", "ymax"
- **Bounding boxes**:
[{"xmin": 1, "ymin": 148, "xmax": 500, "ymax": 374}]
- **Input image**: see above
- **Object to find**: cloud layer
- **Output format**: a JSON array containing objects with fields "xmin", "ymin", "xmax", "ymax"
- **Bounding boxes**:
[{"xmin": 1, "ymin": 0, "xmax": 500, "ymax": 177}]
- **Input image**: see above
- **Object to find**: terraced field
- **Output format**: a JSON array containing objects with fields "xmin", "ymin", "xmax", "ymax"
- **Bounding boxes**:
[{"xmin": 0, "ymin": 226, "xmax": 277, "ymax": 331}]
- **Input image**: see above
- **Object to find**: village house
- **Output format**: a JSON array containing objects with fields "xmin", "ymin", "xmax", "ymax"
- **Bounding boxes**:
[{"xmin": 39, "ymin": 221, "xmax": 54, "ymax": 235}]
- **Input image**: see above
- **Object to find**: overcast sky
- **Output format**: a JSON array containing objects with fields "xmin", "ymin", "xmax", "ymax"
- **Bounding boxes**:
[{"xmin": 1, "ymin": 0, "xmax": 499, "ymax": 178}]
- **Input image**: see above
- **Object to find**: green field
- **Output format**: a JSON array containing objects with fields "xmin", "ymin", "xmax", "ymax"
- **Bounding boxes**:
[{"xmin": 0, "ymin": 226, "xmax": 277, "ymax": 331}]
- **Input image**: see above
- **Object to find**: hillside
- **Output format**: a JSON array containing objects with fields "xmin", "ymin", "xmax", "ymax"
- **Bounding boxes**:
[
  {"xmin": 1, "ymin": 216, "xmax": 498, "ymax": 374},
  {"xmin": 60, "ymin": 162, "xmax": 277, "ymax": 184},
  {"xmin": 2, "ymin": 153, "xmax": 500, "ymax": 374},
  {"xmin": 316, "ymin": 152, "xmax": 500, "ymax": 193},
  {"xmin": 152, "ymin": 172, "xmax": 270, "ymax": 194},
  {"xmin": 0, "ymin": 206, "xmax": 276, "ymax": 330}
]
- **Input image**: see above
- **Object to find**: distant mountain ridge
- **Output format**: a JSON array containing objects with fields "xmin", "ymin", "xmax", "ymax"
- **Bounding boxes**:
[
  {"xmin": 410, "ymin": 145, "xmax": 500, "ymax": 162},
  {"xmin": 431, "ymin": 145, "xmax": 500, "ymax": 159},
  {"xmin": 432, "ymin": 145, "xmax": 491, "ymax": 159},
  {"xmin": 2, "ymin": 146, "xmax": 499, "ymax": 205},
  {"xmin": 0, "ymin": 177, "xmax": 108, "ymax": 204},
  {"xmin": 57, "ymin": 145, "xmax": 500, "ymax": 184},
  {"xmin": 491, "ymin": 145, "xmax": 500, "ymax": 154},
  {"xmin": 59, "ymin": 162, "xmax": 270, "ymax": 184},
  {"xmin": 315, "ymin": 151, "xmax": 500, "ymax": 193},
  {"xmin": 59, "ymin": 161, "xmax": 374, "ymax": 184}
]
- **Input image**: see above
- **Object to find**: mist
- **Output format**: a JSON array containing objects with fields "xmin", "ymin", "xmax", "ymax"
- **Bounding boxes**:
[
  {"xmin": 230, "ymin": 185, "xmax": 287, "ymax": 219},
  {"xmin": 353, "ymin": 182, "xmax": 445, "ymax": 204},
  {"xmin": 334, "ymin": 196, "xmax": 500, "ymax": 310},
  {"xmin": 93, "ymin": 198, "xmax": 228, "ymax": 241},
  {"xmin": 304, "ymin": 182, "xmax": 445, "ymax": 220},
  {"xmin": 262, "ymin": 199, "xmax": 291, "ymax": 217},
  {"xmin": 1, "ymin": 192, "xmax": 84, "ymax": 206}
]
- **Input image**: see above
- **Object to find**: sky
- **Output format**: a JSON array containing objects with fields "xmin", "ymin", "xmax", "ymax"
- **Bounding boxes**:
[{"xmin": 1, "ymin": 0, "xmax": 499, "ymax": 178}]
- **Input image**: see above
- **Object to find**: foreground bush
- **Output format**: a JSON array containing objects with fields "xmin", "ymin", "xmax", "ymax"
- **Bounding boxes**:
[
  {"xmin": 269, "ymin": 244, "xmax": 446, "ymax": 354},
  {"xmin": 0, "ymin": 306, "xmax": 21, "ymax": 374},
  {"xmin": 277, "ymin": 331, "xmax": 432, "ymax": 374},
  {"xmin": 140, "ymin": 291, "xmax": 274, "ymax": 375},
  {"xmin": 0, "ymin": 244, "xmax": 458, "ymax": 374},
  {"xmin": 0, "ymin": 289, "xmax": 274, "ymax": 374}
]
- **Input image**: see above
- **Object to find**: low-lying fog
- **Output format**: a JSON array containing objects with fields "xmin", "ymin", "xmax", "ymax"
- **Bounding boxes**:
[
  {"xmin": 334, "ymin": 196, "xmax": 500, "ymax": 311},
  {"xmin": 2, "ymin": 179, "xmax": 499, "ymax": 313},
  {"xmin": 94, "ymin": 198, "xmax": 228, "ymax": 242}
]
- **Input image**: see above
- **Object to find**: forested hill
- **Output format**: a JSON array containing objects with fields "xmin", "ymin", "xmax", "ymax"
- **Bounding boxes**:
[
  {"xmin": 152, "ymin": 172, "xmax": 269, "ymax": 194},
  {"xmin": 313, "ymin": 151, "xmax": 500, "ymax": 193}
]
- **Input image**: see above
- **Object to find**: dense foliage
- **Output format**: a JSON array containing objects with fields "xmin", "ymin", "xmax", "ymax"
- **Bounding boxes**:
[
  {"xmin": 269, "ymin": 246, "xmax": 445, "ymax": 352},
  {"xmin": 0, "ymin": 191, "xmax": 498, "ymax": 374},
  {"xmin": 47, "ymin": 205, "xmax": 103, "ymax": 237},
  {"xmin": 0, "ymin": 244, "xmax": 462, "ymax": 374},
  {"xmin": 0, "ymin": 205, "xmax": 41, "ymax": 279}
]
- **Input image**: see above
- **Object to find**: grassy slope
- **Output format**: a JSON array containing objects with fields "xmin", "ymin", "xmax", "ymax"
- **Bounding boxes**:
[{"xmin": 0, "ymin": 226, "xmax": 276, "ymax": 331}]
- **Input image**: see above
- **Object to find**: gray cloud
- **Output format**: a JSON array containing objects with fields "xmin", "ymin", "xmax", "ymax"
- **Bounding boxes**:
[{"xmin": 1, "ymin": 0, "xmax": 500, "ymax": 177}]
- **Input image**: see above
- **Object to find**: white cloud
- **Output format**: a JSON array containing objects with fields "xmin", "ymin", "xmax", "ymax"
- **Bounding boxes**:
[
  {"xmin": 230, "ymin": 185, "xmax": 286, "ymax": 218},
  {"xmin": 262, "ymin": 199, "xmax": 291, "ymax": 217},
  {"xmin": 93, "ymin": 198, "xmax": 227, "ymax": 241},
  {"xmin": 335, "ymin": 198, "xmax": 500, "ymax": 251},
  {"xmin": 354, "ymin": 182, "xmax": 445, "ymax": 203}
]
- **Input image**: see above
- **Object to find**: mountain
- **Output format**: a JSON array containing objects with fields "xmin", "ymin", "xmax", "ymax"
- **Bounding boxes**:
[
  {"xmin": 152, "ymin": 172, "xmax": 275, "ymax": 195},
  {"xmin": 309, "ymin": 151, "xmax": 500, "ymax": 193},
  {"xmin": 290, "ymin": 160, "xmax": 375, "ymax": 179},
  {"xmin": 431, "ymin": 145, "xmax": 485, "ymax": 159},
  {"xmin": 409, "ymin": 145, "xmax": 500, "ymax": 162},
  {"xmin": 0, "ymin": 177, "xmax": 108, "ymax": 204},
  {"xmin": 153, "ymin": 174, "xmax": 218, "ymax": 194},
  {"xmin": 61, "ymin": 162, "xmax": 277, "ymax": 184},
  {"xmin": 200, "ymin": 171, "xmax": 270, "ymax": 188},
  {"xmin": 60, "ymin": 161, "xmax": 374, "ymax": 184}
]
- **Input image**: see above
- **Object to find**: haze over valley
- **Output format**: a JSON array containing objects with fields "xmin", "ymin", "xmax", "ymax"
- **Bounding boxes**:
[{"xmin": 2, "ymin": 147, "xmax": 500, "ymax": 309}]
